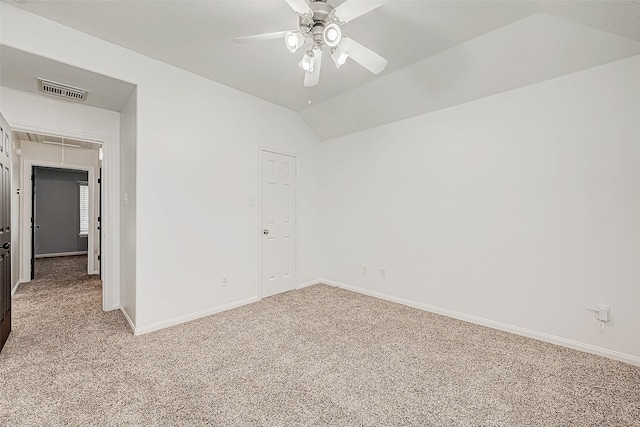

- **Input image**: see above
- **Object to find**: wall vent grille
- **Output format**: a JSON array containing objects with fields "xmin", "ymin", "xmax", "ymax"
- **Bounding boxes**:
[{"xmin": 37, "ymin": 78, "xmax": 89, "ymax": 102}]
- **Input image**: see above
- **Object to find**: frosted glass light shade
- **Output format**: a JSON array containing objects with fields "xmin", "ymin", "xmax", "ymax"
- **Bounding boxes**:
[
  {"xmin": 285, "ymin": 31, "xmax": 305, "ymax": 53},
  {"xmin": 299, "ymin": 50, "xmax": 315, "ymax": 72},
  {"xmin": 331, "ymin": 47, "xmax": 348, "ymax": 68}
]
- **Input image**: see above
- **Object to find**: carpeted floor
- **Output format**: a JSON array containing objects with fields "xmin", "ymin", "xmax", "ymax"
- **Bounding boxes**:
[
  {"xmin": 0, "ymin": 257, "xmax": 639, "ymax": 426},
  {"xmin": 33, "ymin": 255, "xmax": 91, "ymax": 281}
]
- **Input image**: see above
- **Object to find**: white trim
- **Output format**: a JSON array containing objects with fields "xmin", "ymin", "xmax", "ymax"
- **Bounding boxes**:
[
  {"xmin": 134, "ymin": 296, "xmax": 260, "ymax": 336},
  {"xmin": 10, "ymin": 119, "xmax": 119, "ymax": 312},
  {"xmin": 22, "ymin": 160, "xmax": 95, "ymax": 276},
  {"xmin": 120, "ymin": 306, "xmax": 135, "ymax": 334},
  {"xmin": 256, "ymin": 148, "xmax": 262, "ymax": 300},
  {"xmin": 9, "ymin": 123, "xmax": 106, "ymax": 146},
  {"xmin": 11, "ymin": 280, "xmax": 22, "ymax": 296},
  {"xmin": 297, "ymin": 279, "xmax": 322, "ymax": 289},
  {"xmin": 257, "ymin": 146, "xmax": 299, "ymax": 300},
  {"xmin": 35, "ymin": 251, "xmax": 88, "ymax": 258},
  {"xmin": 315, "ymin": 279, "xmax": 340, "ymax": 288},
  {"xmin": 103, "ymin": 303, "xmax": 119, "ymax": 312},
  {"xmin": 259, "ymin": 146, "xmax": 299, "ymax": 158},
  {"xmin": 307, "ymin": 278, "xmax": 640, "ymax": 367}
]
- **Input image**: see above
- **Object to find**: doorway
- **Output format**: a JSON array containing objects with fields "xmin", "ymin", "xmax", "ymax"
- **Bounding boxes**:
[
  {"xmin": 260, "ymin": 149, "xmax": 298, "ymax": 298},
  {"xmin": 31, "ymin": 166, "xmax": 93, "ymax": 280}
]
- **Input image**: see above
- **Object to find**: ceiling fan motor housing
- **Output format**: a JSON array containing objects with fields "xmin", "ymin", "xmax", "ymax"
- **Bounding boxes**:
[{"xmin": 300, "ymin": 0, "xmax": 337, "ymax": 47}]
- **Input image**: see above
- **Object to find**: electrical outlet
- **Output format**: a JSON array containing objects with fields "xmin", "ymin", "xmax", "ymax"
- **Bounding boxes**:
[
  {"xmin": 362, "ymin": 265, "xmax": 367, "ymax": 274},
  {"xmin": 221, "ymin": 275, "xmax": 228, "ymax": 286},
  {"xmin": 380, "ymin": 268, "xmax": 386, "ymax": 278},
  {"xmin": 595, "ymin": 304, "xmax": 609, "ymax": 321}
]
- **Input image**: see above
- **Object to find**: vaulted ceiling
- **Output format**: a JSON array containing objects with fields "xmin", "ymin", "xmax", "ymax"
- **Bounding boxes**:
[{"xmin": 1, "ymin": 0, "xmax": 639, "ymax": 140}]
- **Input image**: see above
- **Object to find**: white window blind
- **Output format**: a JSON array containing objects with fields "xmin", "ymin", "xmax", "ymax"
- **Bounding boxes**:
[{"xmin": 79, "ymin": 182, "xmax": 89, "ymax": 235}]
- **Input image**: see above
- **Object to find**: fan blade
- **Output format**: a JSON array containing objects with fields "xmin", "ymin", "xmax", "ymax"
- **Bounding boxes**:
[
  {"xmin": 234, "ymin": 31, "xmax": 289, "ymax": 43},
  {"xmin": 339, "ymin": 36, "xmax": 387, "ymax": 74},
  {"xmin": 333, "ymin": 0, "xmax": 387, "ymax": 24},
  {"xmin": 285, "ymin": 0, "xmax": 312, "ymax": 16},
  {"xmin": 304, "ymin": 48, "xmax": 323, "ymax": 87}
]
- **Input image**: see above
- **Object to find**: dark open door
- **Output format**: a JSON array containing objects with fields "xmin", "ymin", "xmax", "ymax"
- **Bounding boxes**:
[
  {"xmin": 98, "ymin": 167, "xmax": 102, "ymax": 279},
  {"xmin": 30, "ymin": 167, "xmax": 35, "ymax": 280},
  {"xmin": 0, "ymin": 113, "xmax": 12, "ymax": 353}
]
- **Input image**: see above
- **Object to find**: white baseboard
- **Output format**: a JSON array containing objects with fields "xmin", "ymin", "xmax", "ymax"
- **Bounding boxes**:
[
  {"xmin": 35, "ymin": 251, "xmax": 88, "ymax": 258},
  {"xmin": 134, "ymin": 296, "xmax": 261, "ymax": 336},
  {"xmin": 311, "ymin": 278, "xmax": 640, "ymax": 367},
  {"xmin": 11, "ymin": 280, "xmax": 22, "ymax": 296},
  {"xmin": 298, "ymin": 279, "xmax": 323, "ymax": 289},
  {"xmin": 120, "ymin": 307, "xmax": 136, "ymax": 334}
]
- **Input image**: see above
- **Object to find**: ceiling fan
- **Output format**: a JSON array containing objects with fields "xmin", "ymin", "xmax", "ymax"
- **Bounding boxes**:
[{"xmin": 234, "ymin": 0, "xmax": 388, "ymax": 87}]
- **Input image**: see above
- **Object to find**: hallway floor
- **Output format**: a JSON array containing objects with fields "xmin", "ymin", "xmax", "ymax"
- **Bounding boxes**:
[{"xmin": 33, "ymin": 255, "xmax": 92, "ymax": 281}]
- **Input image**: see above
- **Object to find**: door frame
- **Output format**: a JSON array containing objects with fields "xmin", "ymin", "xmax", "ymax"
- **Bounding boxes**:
[
  {"xmin": 257, "ymin": 147, "xmax": 299, "ymax": 300},
  {"xmin": 28, "ymin": 163, "xmax": 96, "ymax": 277},
  {"xmin": 12, "ymin": 122, "xmax": 117, "ymax": 311}
]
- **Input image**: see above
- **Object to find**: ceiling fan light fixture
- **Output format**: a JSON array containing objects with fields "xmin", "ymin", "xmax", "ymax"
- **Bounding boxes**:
[
  {"xmin": 235, "ymin": 0, "xmax": 389, "ymax": 87},
  {"xmin": 299, "ymin": 49, "xmax": 315, "ymax": 73},
  {"xmin": 330, "ymin": 47, "xmax": 349, "ymax": 68},
  {"xmin": 323, "ymin": 23, "xmax": 342, "ymax": 47},
  {"xmin": 285, "ymin": 31, "xmax": 305, "ymax": 53}
]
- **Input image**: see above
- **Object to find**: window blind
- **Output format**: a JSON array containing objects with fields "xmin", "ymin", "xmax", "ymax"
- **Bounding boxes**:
[{"xmin": 79, "ymin": 183, "xmax": 89, "ymax": 235}]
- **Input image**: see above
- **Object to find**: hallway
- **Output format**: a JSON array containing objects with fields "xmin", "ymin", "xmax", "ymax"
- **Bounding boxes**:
[{"xmin": 0, "ymin": 256, "xmax": 131, "ymax": 425}]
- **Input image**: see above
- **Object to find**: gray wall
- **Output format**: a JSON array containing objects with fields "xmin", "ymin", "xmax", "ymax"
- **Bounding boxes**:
[{"xmin": 34, "ymin": 167, "xmax": 88, "ymax": 256}]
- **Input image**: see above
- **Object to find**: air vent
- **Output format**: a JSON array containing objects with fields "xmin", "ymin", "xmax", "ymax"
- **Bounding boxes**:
[{"xmin": 37, "ymin": 78, "xmax": 89, "ymax": 102}]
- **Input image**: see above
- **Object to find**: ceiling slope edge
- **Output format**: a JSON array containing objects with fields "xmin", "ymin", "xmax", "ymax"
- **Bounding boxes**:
[{"xmin": 300, "ymin": 13, "xmax": 640, "ymax": 142}]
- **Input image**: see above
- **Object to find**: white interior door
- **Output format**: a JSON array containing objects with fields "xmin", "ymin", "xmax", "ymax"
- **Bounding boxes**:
[{"xmin": 260, "ymin": 150, "xmax": 296, "ymax": 298}]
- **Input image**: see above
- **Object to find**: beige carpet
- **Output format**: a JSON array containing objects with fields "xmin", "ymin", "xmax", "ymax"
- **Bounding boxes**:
[{"xmin": 0, "ymin": 256, "xmax": 639, "ymax": 426}]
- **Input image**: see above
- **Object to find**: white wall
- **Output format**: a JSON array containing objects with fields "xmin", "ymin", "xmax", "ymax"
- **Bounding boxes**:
[
  {"xmin": 0, "ymin": 87, "xmax": 120, "ymax": 310},
  {"xmin": 320, "ymin": 56, "xmax": 640, "ymax": 362},
  {"xmin": 120, "ymin": 89, "xmax": 136, "ymax": 326},
  {"xmin": 0, "ymin": 3, "xmax": 323, "ymax": 331},
  {"xmin": 133, "ymin": 63, "xmax": 322, "ymax": 330}
]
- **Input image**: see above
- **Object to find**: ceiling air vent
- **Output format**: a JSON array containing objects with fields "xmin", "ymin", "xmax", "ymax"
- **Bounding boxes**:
[{"xmin": 37, "ymin": 78, "xmax": 89, "ymax": 102}]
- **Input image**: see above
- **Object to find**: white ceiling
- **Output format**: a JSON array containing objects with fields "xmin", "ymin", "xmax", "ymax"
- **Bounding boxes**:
[
  {"xmin": 1, "ymin": 0, "xmax": 639, "ymax": 139},
  {"xmin": 0, "ymin": 0, "xmax": 546, "ymax": 111},
  {"xmin": 303, "ymin": 12, "xmax": 640, "ymax": 140}
]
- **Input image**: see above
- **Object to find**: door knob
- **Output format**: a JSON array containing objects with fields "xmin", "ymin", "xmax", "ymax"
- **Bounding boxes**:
[
  {"xmin": 263, "ymin": 229, "xmax": 269, "ymax": 235},
  {"xmin": 1, "ymin": 243, "xmax": 9, "ymax": 250}
]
